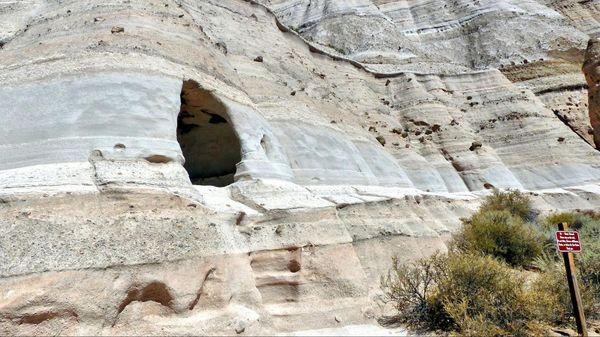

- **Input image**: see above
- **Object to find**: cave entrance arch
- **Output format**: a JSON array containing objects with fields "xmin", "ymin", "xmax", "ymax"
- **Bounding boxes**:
[{"xmin": 177, "ymin": 80, "xmax": 242, "ymax": 187}]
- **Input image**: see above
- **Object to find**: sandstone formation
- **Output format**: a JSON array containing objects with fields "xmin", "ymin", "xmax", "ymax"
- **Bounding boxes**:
[
  {"xmin": 585, "ymin": 38, "xmax": 600, "ymax": 148},
  {"xmin": 1, "ymin": 0, "xmax": 600, "ymax": 335}
]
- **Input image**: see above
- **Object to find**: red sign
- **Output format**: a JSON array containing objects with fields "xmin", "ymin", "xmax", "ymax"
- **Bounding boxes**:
[{"xmin": 556, "ymin": 231, "xmax": 582, "ymax": 253}]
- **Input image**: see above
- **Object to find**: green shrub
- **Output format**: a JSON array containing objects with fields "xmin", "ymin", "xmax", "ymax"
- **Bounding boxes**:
[
  {"xmin": 380, "ymin": 253, "xmax": 544, "ymax": 336},
  {"xmin": 480, "ymin": 189, "xmax": 534, "ymax": 221},
  {"xmin": 544, "ymin": 212, "xmax": 577, "ymax": 228},
  {"xmin": 543, "ymin": 212, "xmax": 600, "ymax": 298},
  {"xmin": 530, "ymin": 266, "xmax": 598, "ymax": 324},
  {"xmin": 579, "ymin": 247, "xmax": 600, "ymax": 297},
  {"xmin": 544, "ymin": 211, "xmax": 596, "ymax": 231},
  {"xmin": 382, "ymin": 192, "xmax": 600, "ymax": 335},
  {"xmin": 379, "ymin": 252, "xmax": 448, "ymax": 329},
  {"xmin": 381, "ymin": 253, "xmax": 599, "ymax": 336},
  {"xmin": 531, "ymin": 248, "xmax": 560, "ymax": 272},
  {"xmin": 452, "ymin": 210, "xmax": 544, "ymax": 267},
  {"xmin": 434, "ymin": 253, "xmax": 540, "ymax": 337},
  {"xmin": 577, "ymin": 217, "xmax": 600, "ymax": 292}
]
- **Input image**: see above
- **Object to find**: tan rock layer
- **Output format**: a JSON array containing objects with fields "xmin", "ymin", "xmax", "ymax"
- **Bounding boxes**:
[{"xmin": 584, "ymin": 38, "xmax": 600, "ymax": 148}]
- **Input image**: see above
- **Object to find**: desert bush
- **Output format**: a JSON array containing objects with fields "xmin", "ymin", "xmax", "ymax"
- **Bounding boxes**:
[
  {"xmin": 577, "ymin": 218, "xmax": 600, "ymax": 293},
  {"xmin": 434, "ymin": 253, "xmax": 540, "ymax": 337},
  {"xmin": 382, "ymin": 192, "xmax": 600, "ymax": 335},
  {"xmin": 451, "ymin": 210, "xmax": 544, "ymax": 267},
  {"xmin": 379, "ymin": 252, "xmax": 449, "ymax": 329},
  {"xmin": 479, "ymin": 189, "xmax": 534, "ymax": 221},
  {"xmin": 544, "ymin": 212, "xmax": 578, "ymax": 229},
  {"xmin": 579, "ymin": 251, "xmax": 600, "ymax": 300},
  {"xmin": 530, "ymin": 266, "xmax": 598, "ymax": 324},
  {"xmin": 543, "ymin": 212, "xmax": 600, "ymax": 299},
  {"xmin": 381, "ymin": 253, "xmax": 544, "ymax": 336},
  {"xmin": 544, "ymin": 211, "xmax": 597, "ymax": 231},
  {"xmin": 531, "ymin": 247, "xmax": 560, "ymax": 272}
]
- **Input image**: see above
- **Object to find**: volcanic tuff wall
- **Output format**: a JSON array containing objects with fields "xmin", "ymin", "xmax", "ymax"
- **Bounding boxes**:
[
  {"xmin": 1, "ymin": 0, "xmax": 600, "ymax": 335},
  {"xmin": 585, "ymin": 38, "xmax": 600, "ymax": 147}
]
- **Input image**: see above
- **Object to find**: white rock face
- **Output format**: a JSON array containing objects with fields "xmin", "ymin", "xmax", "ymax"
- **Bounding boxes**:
[
  {"xmin": 260, "ymin": 0, "xmax": 588, "ymax": 71},
  {"xmin": 1, "ymin": 0, "xmax": 600, "ymax": 335}
]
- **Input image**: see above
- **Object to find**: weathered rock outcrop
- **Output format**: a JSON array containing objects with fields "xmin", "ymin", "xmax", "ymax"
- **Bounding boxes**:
[
  {"xmin": 544, "ymin": 0, "xmax": 600, "ymax": 38},
  {"xmin": 260, "ymin": 0, "xmax": 589, "ymax": 70},
  {"xmin": 585, "ymin": 38, "xmax": 600, "ymax": 148},
  {"xmin": 2, "ymin": 0, "xmax": 600, "ymax": 335}
]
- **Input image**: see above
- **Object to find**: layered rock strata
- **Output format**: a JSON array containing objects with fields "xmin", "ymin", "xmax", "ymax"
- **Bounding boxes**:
[
  {"xmin": 585, "ymin": 38, "xmax": 600, "ymax": 147},
  {"xmin": 2, "ymin": 0, "xmax": 600, "ymax": 335}
]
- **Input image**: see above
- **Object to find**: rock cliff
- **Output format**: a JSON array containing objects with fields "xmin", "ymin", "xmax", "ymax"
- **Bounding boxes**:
[
  {"xmin": 1, "ymin": 0, "xmax": 600, "ymax": 335},
  {"xmin": 585, "ymin": 38, "xmax": 600, "ymax": 147}
]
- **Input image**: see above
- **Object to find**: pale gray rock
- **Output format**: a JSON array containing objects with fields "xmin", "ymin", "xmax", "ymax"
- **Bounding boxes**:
[
  {"xmin": 540, "ymin": 0, "xmax": 600, "ymax": 38},
  {"xmin": 260, "ymin": 0, "xmax": 590, "ymax": 71},
  {"xmin": 1, "ymin": 0, "xmax": 600, "ymax": 335}
]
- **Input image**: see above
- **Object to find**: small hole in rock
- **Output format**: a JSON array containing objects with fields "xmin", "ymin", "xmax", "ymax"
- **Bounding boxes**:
[
  {"xmin": 17, "ymin": 310, "xmax": 78, "ymax": 325},
  {"xmin": 117, "ymin": 281, "xmax": 174, "ymax": 314},
  {"xmin": 145, "ymin": 155, "xmax": 173, "ymax": 163},
  {"xmin": 288, "ymin": 260, "xmax": 301, "ymax": 273}
]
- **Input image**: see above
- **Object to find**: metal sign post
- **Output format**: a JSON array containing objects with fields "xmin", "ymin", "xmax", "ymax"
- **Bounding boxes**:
[{"xmin": 557, "ymin": 222, "xmax": 587, "ymax": 337}]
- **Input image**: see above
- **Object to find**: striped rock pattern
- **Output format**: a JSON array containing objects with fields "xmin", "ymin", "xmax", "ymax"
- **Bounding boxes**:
[{"xmin": 1, "ymin": 0, "xmax": 600, "ymax": 335}]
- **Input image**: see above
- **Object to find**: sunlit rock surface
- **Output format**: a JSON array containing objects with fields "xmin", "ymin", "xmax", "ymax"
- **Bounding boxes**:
[
  {"xmin": 585, "ymin": 38, "xmax": 600, "ymax": 148},
  {"xmin": 1, "ymin": 0, "xmax": 600, "ymax": 335}
]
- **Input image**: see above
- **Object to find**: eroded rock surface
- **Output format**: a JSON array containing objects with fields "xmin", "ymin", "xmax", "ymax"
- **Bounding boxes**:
[
  {"xmin": 585, "ymin": 38, "xmax": 600, "ymax": 148},
  {"xmin": 2, "ymin": 0, "xmax": 600, "ymax": 335}
]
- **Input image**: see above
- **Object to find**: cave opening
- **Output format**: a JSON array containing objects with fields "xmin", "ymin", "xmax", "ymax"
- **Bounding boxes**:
[{"xmin": 177, "ymin": 80, "xmax": 242, "ymax": 187}]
